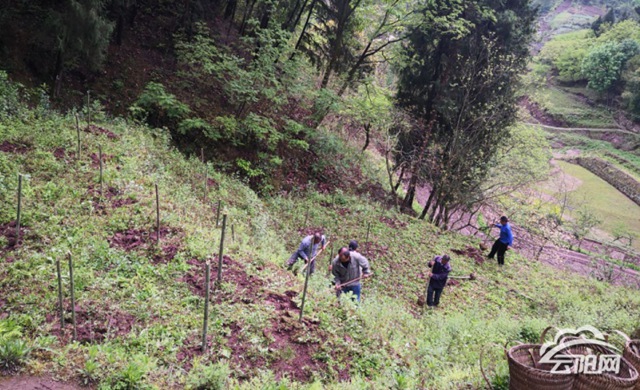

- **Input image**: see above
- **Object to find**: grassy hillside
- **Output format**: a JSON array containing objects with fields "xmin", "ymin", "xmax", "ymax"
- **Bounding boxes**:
[{"xmin": 1, "ymin": 106, "xmax": 640, "ymax": 389}]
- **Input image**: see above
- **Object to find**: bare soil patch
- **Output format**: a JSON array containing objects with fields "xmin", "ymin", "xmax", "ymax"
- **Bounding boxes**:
[
  {"xmin": 84, "ymin": 124, "xmax": 119, "ymax": 140},
  {"xmin": 181, "ymin": 256, "xmax": 264, "ymax": 303},
  {"xmin": 0, "ymin": 221, "xmax": 26, "ymax": 249},
  {"xmin": 0, "ymin": 141, "xmax": 30, "ymax": 154},
  {"xmin": 46, "ymin": 300, "xmax": 136, "ymax": 344},
  {"xmin": 379, "ymin": 216, "xmax": 407, "ymax": 229},
  {"xmin": 0, "ymin": 376, "xmax": 86, "ymax": 390},
  {"xmin": 178, "ymin": 261, "xmax": 336, "ymax": 382},
  {"xmin": 108, "ymin": 227, "xmax": 182, "ymax": 265},
  {"xmin": 53, "ymin": 147, "xmax": 68, "ymax": 160},
  {"xmin": 451, "ymin": 246, "xmax": 486, "ymax": 265},
  {"xmin": 361, "ymin": 242, "xmax": 389, "ymax": 260},
  {"xmin": 89, "ymin": 152, "xmax": 115, "ymax": 168},
  {"xmin": 519, "ymin": 96, "xmax": 566, "ymax": 127}
]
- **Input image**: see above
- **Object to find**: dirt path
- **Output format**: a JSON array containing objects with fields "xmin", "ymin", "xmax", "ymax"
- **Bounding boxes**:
[
  {"xmin": 0, "ymin": 376, "xmax": 86, "ymax": 390},
  {"xmin": 523, "ymin": 122, "xmax": 636, "ymax": 135}
]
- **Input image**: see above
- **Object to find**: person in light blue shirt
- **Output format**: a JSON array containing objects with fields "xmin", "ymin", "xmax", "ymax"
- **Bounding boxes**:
[
  {"xmin": 487, "ymin": 216, "xmax": 513, "ymax": 266},
  {"xmin": 286, "ymin": 232, "xmax": 326, "ymax": 274}
]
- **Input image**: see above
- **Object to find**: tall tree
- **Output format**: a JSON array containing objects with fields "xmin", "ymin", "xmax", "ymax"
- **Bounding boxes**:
[
  {"xmin": 48, "ymin": 0, "xmax": 114, "ymax": 97},
  {"xmin": 394, "ymin": 0, "xmax": 536, "ymax": 227}
]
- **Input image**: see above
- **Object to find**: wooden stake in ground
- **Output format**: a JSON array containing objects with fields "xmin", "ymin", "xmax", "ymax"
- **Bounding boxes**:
[
  {"xmin": 303, "ymin": 210, "xmax": 309, "ymax": 228},
  {"xmin": 68, "ymin": 253, "xmax": 77, "ymax": 340},
  {"xmin": 98, "ymin": 145, "xmax": 104, "ymax": 199},
  {"xmin": 215, "ymin": 200, "xmax": 221, "ymax": 227},
  {"xmin": 301, "ymin": 240, "xmax": 330, "ymax": 274},
  {"xmin": 202, "ymin": 148, "xmax": 208, "ymax": 204},
  {"xmin": 217, "ymin": 214, "xmax": 227, "ymax": 285},
  {"xmin": 155, "ymin": 184, "xmax": 160, "ymax": 245},
  {"xmin": 299, "ymin": 242, "xmax": 330, "ymax": 322},
  {"xmin": 16, "ymin": 174, "xmax": 22, "ymax": 244},
  {"xmin": 231, "ymin": 223, "xmax": 235, "ymax": 242},
  {"xmin": 56, "ymin": 259, "xmax": 64, "ymax": 329},
  {"xmin": 365, "ymin": 222, "xmax": 371, "ymax": 251},
  {"xmin": 202, "ymin": 261, "xmax": 211, "ymax": 352},
  {"xmin": 75, "ymin": 114, "xmax": 81, "ymax": 160},
  {"xmin": 86, "ymin": 90, "xmax": 91, "ymax": 127},
  {"xmin": 299, "ymin": 256, "xmax": 312, "ymax": 322}
]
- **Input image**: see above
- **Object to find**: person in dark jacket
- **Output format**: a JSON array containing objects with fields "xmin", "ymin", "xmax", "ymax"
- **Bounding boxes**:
[
  {"xmin": 487, "ymin": 216, "xmax": 513, "ymax": 266},
  {"xmin": 427, "ymin": 254, "xmax": 451, "ymax": 307},
  {"xmin": 332, "ymin": 247, "xmax": 372, "ymax": 302}
]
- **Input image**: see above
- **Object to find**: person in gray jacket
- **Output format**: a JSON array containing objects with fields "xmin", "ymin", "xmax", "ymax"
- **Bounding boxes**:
[
  {"xmin": 286, "ymin": 232, "xmax": 326, "ymax": 274},
  {"xmin": 331, "ymin": 247, "xmax": 372, "ymax": 302}
]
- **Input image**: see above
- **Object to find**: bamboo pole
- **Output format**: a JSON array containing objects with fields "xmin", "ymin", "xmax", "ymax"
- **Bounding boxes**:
[
  {"xmin": 68, "ymin": 253, "xmax": 77, "ymax": 340},
  {"xmin": 217, "ymin": 214, "xmax": 227, "ymax": 285},
  {"xmin": 75, "ymin": 114, "xmax": 81, "ymax": 160},
  {"xmin": 202, "ymin": 148, "xmax": 208, "ymax": 204},
  {"xmin": 86, "ymin": 90, "xmax": 91, "ymax": 127},
  {"xmin": 365, "ymin": 222, "xmax": 371, "ymax": 251},
  {"xmin": 231, "ymin": 223, "xmax": 235, "ymax": 242},
  {"xmin": 299, "ymin": 257, "xmax": 312, "ymax": 322},
  {"xmin": 215, "ymin": 200, "xmax": 221, "ymax": 227},
  {"xmin": 16, "ymin": 174, "xmax": 22, "ymax": 244},
  {"xmin": 202, "ymin": 261, "xmax": 211, "ymax": 352},
  {"xmin": 155, "ymin": 184, "xmax": 160, "ymax": 245},
  {"xmin": 56, "ymin": 259, "xmax": 64, "ymax": 329},
  {"xmin": 98, "ymin": 145, "xmax": 104, "ymax": 199}
]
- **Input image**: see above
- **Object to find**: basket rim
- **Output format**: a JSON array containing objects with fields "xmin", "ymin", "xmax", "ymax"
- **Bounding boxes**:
[{"xmin": 507, "ymin": 343, "xmax": 574, "ymax": 375}]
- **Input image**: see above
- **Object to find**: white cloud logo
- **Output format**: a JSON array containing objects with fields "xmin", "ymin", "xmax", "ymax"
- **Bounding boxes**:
[{"xmin": 539, "ymin": 325, "xmax": 621, "ymax": 375}]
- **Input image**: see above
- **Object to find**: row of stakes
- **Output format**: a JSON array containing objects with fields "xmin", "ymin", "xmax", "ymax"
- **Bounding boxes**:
[
  {"xmin": 10, "ymin": 112, "xmax": 375, "ymax": 351},
  {"xmin": 13, "ymin": 135, "xmax": 344, "ymax": 355}
]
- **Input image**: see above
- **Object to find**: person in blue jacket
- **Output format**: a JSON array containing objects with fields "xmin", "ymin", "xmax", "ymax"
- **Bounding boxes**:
[
  {"xmin": 487, "ymin": 216, "xmax": 513, "ymax": 266},
  {"xmin": 427, "ymin": 254, "xmax": 451, "ymax": 307}
]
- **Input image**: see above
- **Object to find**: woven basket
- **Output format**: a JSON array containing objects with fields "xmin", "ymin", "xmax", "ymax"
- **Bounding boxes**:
[
  {"xmin": 508, "ymin": 343, "xmax": 575, "ymax": 390},
  {"xmin": 622, "ymin": 340, "xmax": 640, "ymax": 390},
  {"xmin": 563, "ymin": 337, "xmax": 639, "ymax": 390}
]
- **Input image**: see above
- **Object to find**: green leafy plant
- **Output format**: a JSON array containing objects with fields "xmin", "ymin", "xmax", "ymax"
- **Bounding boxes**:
[
  {"xmin": 0, "ymin": 319, "xmax": 31, "ymax": 371},
  {"xmin": 185, "ymin": 360, "xmax": 230, "ymax": 390}
]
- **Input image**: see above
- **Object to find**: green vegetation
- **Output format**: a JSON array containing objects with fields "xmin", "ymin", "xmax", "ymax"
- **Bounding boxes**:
[
  {"xmin": 1, "ymin": 79, "xmax": 639, "ymax": 388},
  {"xmin": 530, "ymin": 86, "xmax": 616, "ymax": 127},
  {"xmin": 553, "ymin": 161, "xmax": 640, "ymax": 249}
]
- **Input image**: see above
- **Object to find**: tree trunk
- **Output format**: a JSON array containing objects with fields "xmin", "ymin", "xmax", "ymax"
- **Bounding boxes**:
[
  {"xmin": 393, "ymin": 165, "xmax": 405, "ymax": 193},
  {"xmin": 292, "ymin": 0, "xmax": 315, "ymax": 53},
  {"xmin": 402, "ymin": 174, "xmax": 417, "ymax": 211},
  {"xmin": 224, "ymin": 0, "xmax": 237, "ymax": 19},
  {"xmin": 419, "ymin": 185, "xmax": 436, "ymax": 220},
  {"xmin": 338, "ymin": 39, "xmax": 372, "ymax": 96},
  {"xmin": 239, "ymin": 0, "xmax": 257, "ymax": 35},
  {"xmin": 52, "ymin": 48, "xmax": 64, "ymax": 98},
  {"xmin": 361, "ymin": 123, "xmax": 371, "ymax": 152}
]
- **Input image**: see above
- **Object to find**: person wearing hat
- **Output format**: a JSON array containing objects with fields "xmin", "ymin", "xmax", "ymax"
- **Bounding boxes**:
[
  {"xmin": 487, "ymin": 216, "xmax": 513, "ymax": 266},
  {"xmin": 427, "ymin": 254, "xmax": 451, "ymax": 307},
  {"xmin": 332, "ymin": 247, "xmax": 372, "ymax": 302},
  {"xmin": 286, "ymin": 232, "xmax": 326, "ymax": 274}
]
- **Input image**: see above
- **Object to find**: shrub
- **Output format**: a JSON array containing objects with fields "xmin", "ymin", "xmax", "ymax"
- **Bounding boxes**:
[
  {"xmin": 0, "ymin": 319, "xmax": 31, "ymax": 371},
  {"xmin": 129, "ymin": 82, "xmax": 191, "ymax": 129},
  {"xmin": 185, "ymin": 360, "xmax": 230, "ymax": 390}
]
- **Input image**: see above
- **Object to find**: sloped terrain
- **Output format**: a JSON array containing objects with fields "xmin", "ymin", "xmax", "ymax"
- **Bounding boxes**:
[{"xmin": 1, "ymin": 111, "xmax": 639, "ymax": 389}]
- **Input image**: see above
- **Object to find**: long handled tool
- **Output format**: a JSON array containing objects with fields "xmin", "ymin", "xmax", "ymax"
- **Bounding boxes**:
[
  {"xmin": 335, "ymin": 274, "xmax": 368, "ymax": 289},
  {"xmin": 300, "ymin": 240, "xmax": 331, "ymax": 273}
]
